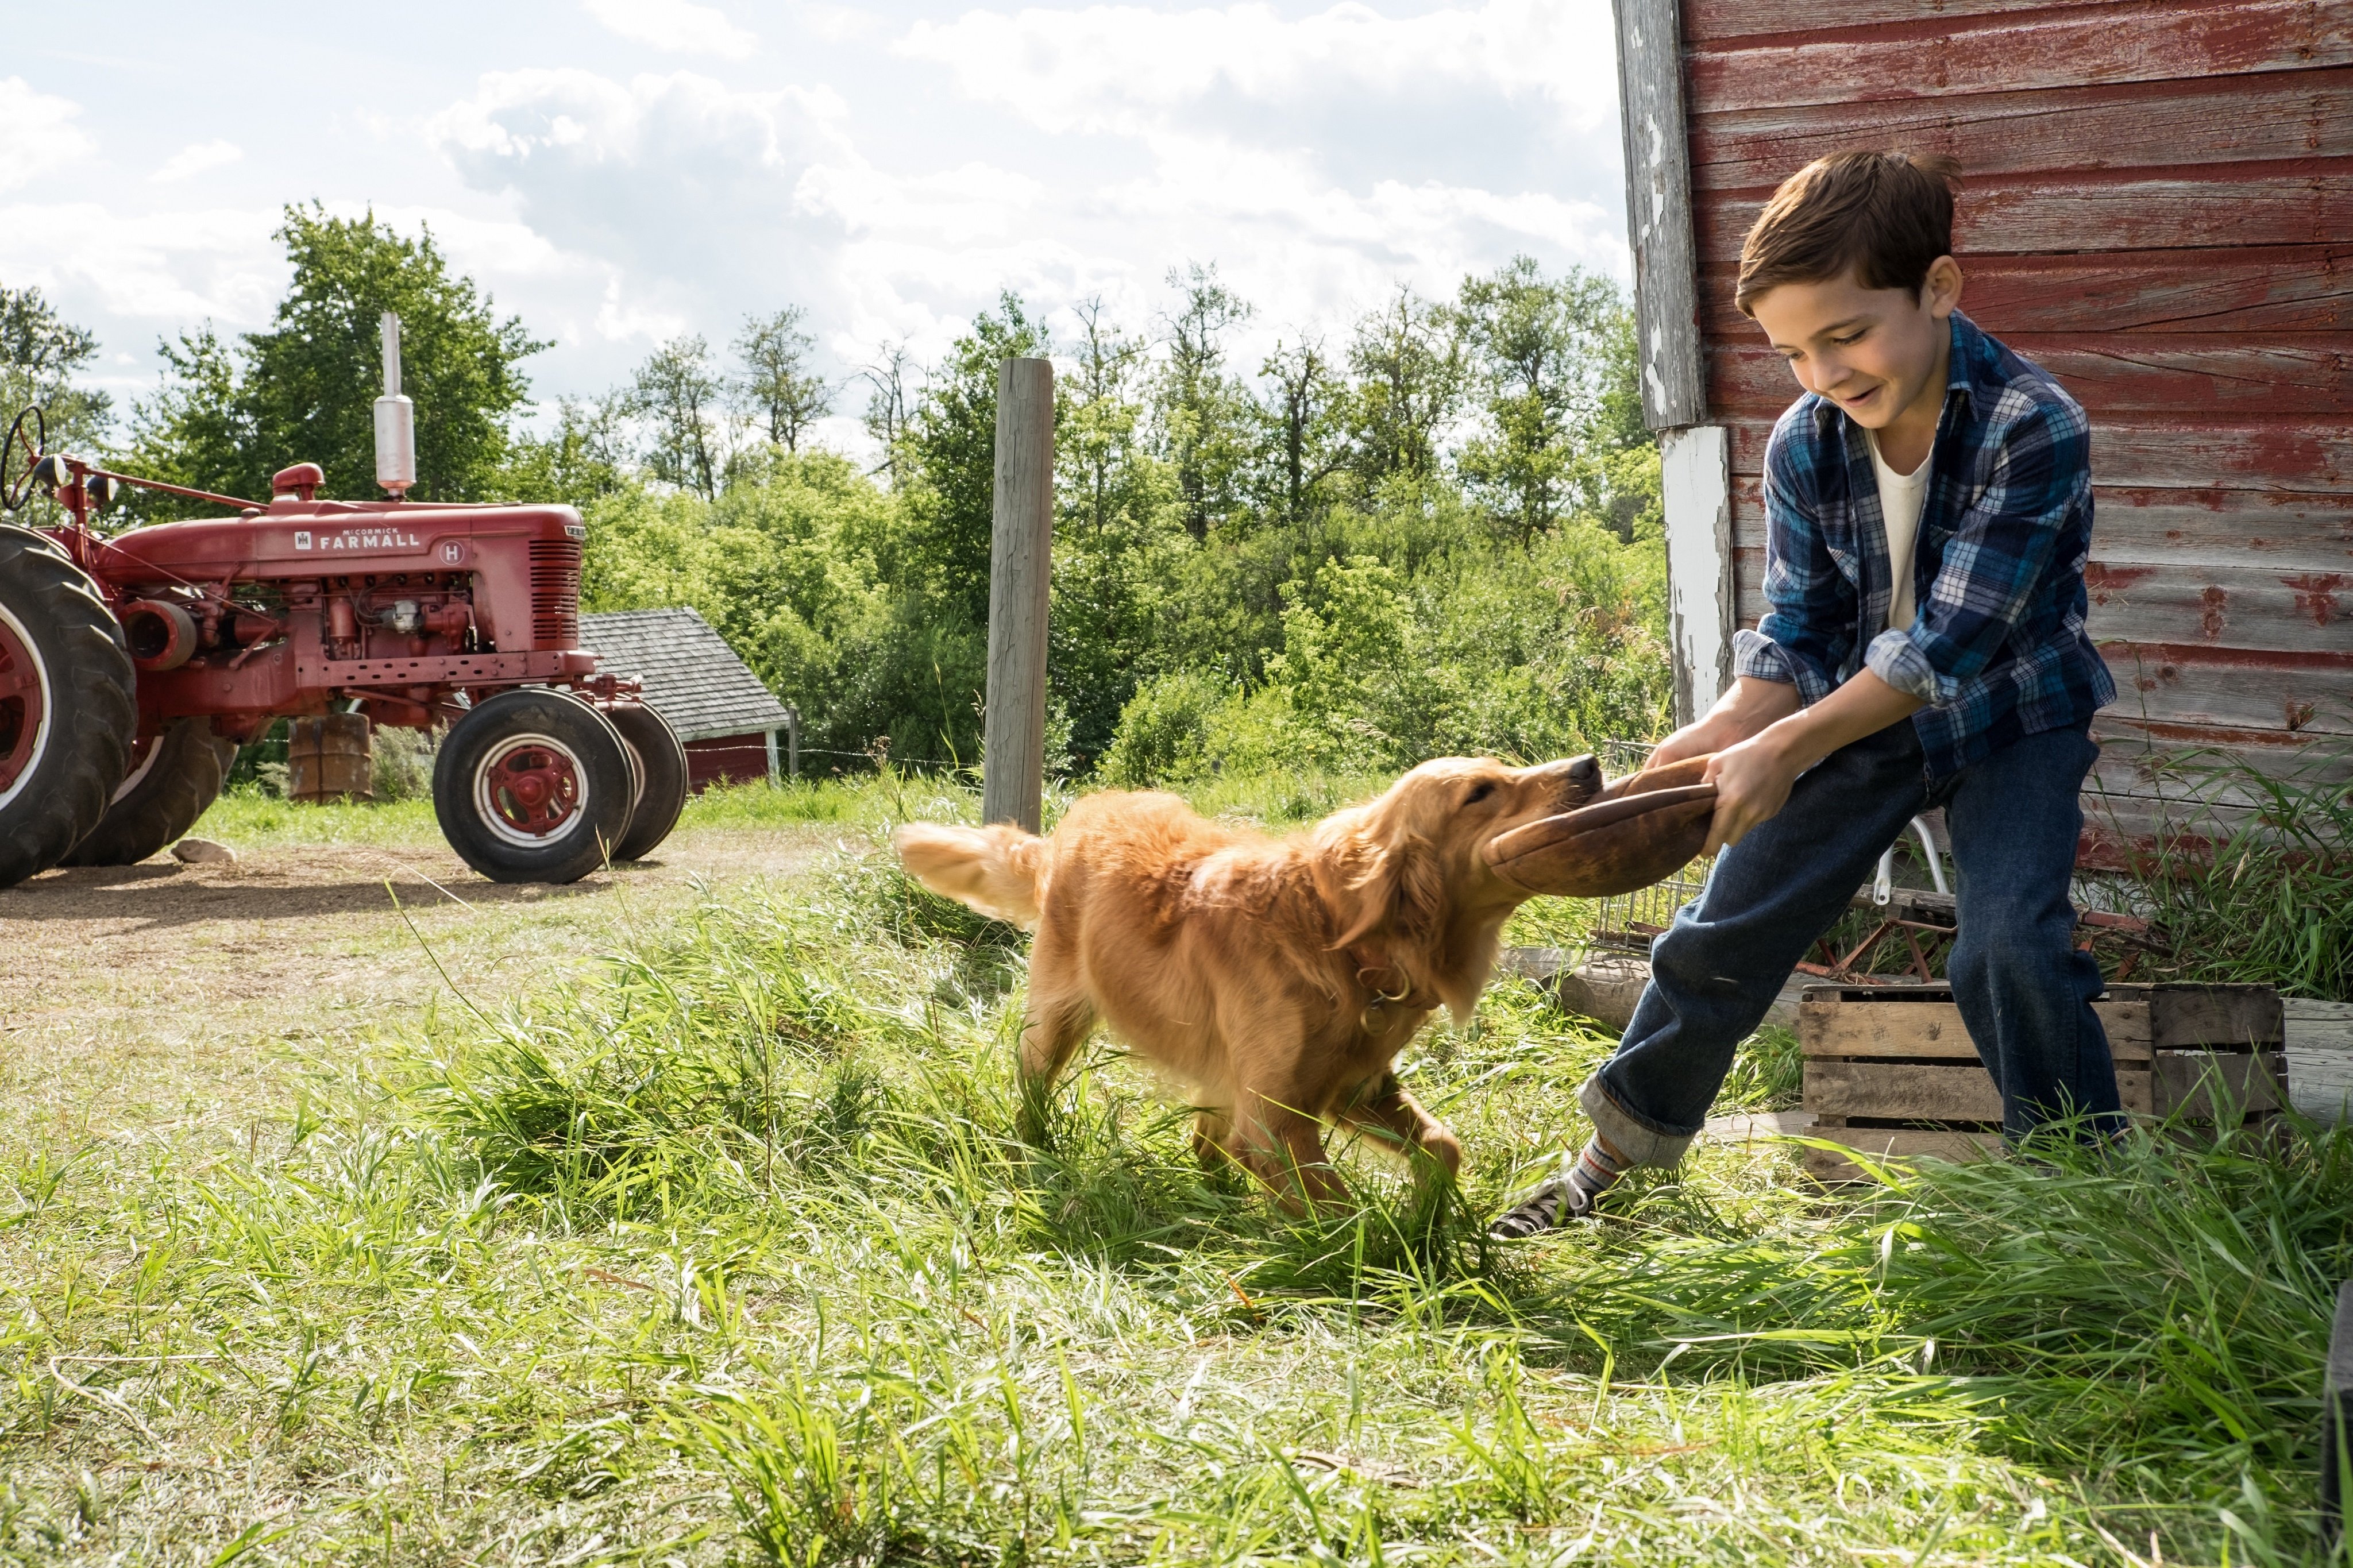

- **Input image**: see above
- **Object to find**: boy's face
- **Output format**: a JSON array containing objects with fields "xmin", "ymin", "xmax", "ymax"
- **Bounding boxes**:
[{"xmin": 1748, "ymin": 257, "xmax": 1962, "ymax": 431}]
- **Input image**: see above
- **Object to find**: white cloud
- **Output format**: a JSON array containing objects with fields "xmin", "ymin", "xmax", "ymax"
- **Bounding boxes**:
[
  {"xmin": 0, "ymin": 78, "xmax": 95, "ymax": 192},
  {"xmin": 427, "ymin": 69, "xmax": 858, "ymax": 347},
  {"xmin": 427, "ymin": 68, "xmax": 827, "ymax": 175},
  {"xmin": 594, "ymin": 275, "xmax": 689, "ymax": 344},
  {"xmin": 422, "ymin": 7, "xmax": 1625, "ymax": 390},
  {"xmin": 0, "ymin": 201, "xmax": 283, "ymax": 326},
  {"xmin": 861, "ymin": 0, "xmax": 1626, "ymax": 358},
  {"xmin": 896, "ymin": 1, "xmax": 1615, "ymax": 138},
  {"xmin": 150, "ymin": 139, "xmax": 244, "ymax": 183},
  {"xmin": 0, "ymin": 3, "xmax": 1633, "ymax": 447},
  {"xmin": 581, "ymin": 0, "xmax": 758, "ymax": 59}
]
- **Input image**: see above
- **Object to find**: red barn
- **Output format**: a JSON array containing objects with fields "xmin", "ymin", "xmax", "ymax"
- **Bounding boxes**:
[
  {"xmin": 1613, "ymin": 0, "xmax": 2351, "ymax": 855},
  {"xmin": 578, "ymin": 608, "xmax": 793, "ymax": 790}
]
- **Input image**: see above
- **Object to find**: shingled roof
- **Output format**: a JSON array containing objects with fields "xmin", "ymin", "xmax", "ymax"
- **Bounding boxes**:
[{"xmin": 578, "ymin": 607, "xmax": 792, "ymax": 744}]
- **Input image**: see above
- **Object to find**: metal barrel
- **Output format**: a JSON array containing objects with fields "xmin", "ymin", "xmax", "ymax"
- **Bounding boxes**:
[{"xmin": 288, "ymin": 713, "xmax": 375, "ymax": 802}]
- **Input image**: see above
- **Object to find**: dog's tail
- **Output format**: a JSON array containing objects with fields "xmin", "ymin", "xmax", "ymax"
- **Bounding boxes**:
[{"xmin": 892, "ymin": 822, "xmax": 1049, "ymax": 929}]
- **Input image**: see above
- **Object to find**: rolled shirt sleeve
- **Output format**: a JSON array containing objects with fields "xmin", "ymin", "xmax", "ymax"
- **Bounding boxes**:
[{"xmin": 1734, "ymin": 625, "xmax": 1831, "ymax": 704}]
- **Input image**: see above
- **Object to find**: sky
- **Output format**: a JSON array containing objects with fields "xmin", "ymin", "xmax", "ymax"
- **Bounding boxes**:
[{"xmin": 0, "ymin": 0, "xmax": 1629, "ymax": 451}]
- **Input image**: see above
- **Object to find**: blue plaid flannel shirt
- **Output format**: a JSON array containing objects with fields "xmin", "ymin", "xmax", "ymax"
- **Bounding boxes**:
[{"xmin": 1731, "ymin": 311, "xmax": 2115, "ymax": 777}]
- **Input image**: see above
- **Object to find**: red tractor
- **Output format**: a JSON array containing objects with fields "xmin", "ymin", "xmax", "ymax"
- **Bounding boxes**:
[{"xmin": 0, "ymin": 315, "xmax": 686, "ymax": 891}]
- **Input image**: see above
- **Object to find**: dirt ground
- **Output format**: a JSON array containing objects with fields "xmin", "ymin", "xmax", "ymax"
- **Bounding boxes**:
[{"xmin": 0, "ymin": 825, "xmax": 834, "ymax": 1140}]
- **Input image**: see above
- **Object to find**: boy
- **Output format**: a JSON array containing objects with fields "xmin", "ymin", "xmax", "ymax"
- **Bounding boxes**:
[{"xmin": 1492, "ymin": 150, "xmax": 2122, "ymax": 1237}]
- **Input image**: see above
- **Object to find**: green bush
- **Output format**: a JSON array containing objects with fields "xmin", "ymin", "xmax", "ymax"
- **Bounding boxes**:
[
  {"xmin": 1097, "ymin": 518, "xmax": 1671, "ymax": 787},
  {"xmin": 1097, "ymin": 669, "xmax": 1228, "ymax": 787}
]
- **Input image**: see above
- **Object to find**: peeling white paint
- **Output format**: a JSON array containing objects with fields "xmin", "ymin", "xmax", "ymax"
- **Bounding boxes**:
[{"xmin": 1661, "ymin": 424, "xmax": 1733, "ymax": 723}]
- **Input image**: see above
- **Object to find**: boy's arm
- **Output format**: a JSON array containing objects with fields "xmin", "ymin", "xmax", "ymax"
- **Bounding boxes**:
[
  {"xmin": 1648, "ymin": 675, "xmax": 1800, "ymax": 766},
  {"xmin": 1650, "ymin": 422, "xmax": 1848, "ymax": 766}
]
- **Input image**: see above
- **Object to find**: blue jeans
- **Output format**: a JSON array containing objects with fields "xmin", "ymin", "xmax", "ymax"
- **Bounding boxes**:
[{"xmin": 1579, "ymin": 720, "xmax": 2121, "ymax": 1165}]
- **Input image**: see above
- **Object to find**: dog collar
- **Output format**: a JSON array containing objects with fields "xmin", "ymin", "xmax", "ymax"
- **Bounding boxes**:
[{"xmin": 1348, "ymin": 943, "xmax": 1439, "ymax": 1017}]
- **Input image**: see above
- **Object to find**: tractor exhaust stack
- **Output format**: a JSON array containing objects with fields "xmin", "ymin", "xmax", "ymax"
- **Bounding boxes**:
[{"xmin": 374, "ymin": 311, "xmax": 416, "ymax": 499}]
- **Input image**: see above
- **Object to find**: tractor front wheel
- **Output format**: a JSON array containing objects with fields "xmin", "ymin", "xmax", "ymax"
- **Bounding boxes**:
[
  {"xmin": 603, "ymin": 700, "xmax": 688, "ymax": 862},
  {"xmin": 0, "ymin": 526, "xmax": 135, "ymax": 889},
  {"xmin": 60, "ymin": 717, "xmax": 237, "ymax": 867},
  {"xmin": 433, "ymin": 688, "xmax": 633, "ymax": 884}
]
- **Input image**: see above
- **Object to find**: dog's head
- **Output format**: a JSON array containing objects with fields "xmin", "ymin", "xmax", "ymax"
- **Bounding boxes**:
[{"xmin": 1309, "ymin": 755, "xmax": 1603, "ymax": 951}]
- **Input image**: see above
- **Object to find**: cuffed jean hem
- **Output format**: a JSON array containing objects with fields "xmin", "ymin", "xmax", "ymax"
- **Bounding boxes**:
[{"xmin": 1578, "ymin": 1074, "xmax": 1695, "ymax": 1169}]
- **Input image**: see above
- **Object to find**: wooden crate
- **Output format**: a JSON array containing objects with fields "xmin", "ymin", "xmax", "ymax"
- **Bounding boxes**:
[
  {"xmin": 1800, "ymin": 982, "xmax": 2285, "ymax": 1181},
  {"xmin": 2285, "ymin": 999, "xmax": 2353, "ymax": 1126}
]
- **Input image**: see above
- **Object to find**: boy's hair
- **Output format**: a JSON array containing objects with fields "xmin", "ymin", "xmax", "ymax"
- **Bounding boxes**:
[{"xmin": 1736, "ymin": 150, "xmax": 1960, "ymax": 316}]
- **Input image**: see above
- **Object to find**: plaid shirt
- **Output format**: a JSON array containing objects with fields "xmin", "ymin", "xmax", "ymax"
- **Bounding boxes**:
[{"xmin": 1732, "ymin": 311, "xmax": 2115, "ymax": 777}]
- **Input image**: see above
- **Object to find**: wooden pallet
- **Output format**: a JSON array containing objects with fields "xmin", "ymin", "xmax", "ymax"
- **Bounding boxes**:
[{"xmin": 1800, "ymin": 982, "xmax": 2285, "ymax": 1180}]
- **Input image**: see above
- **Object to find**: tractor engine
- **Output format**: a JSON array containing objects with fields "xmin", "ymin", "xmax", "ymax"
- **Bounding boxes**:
[{"xmin": 92, "ymin": 471, "xmax": 592, "ymax": 741}]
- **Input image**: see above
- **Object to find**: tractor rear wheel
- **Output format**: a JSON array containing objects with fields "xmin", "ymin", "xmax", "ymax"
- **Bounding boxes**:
[
  {"xmin": 433, "ymin": 688, "xmax": 633, "ymax": 884},
  {"xmin": 60, "ymin": 717, "xmax": 237, "ymax": 867},
  {"xmin": 0, "ymin": 526, "xmax": 135, "ymax": 889},
  {"xmin": 603, "ymin": 700, "xmax": 688, "ymax": 862}
]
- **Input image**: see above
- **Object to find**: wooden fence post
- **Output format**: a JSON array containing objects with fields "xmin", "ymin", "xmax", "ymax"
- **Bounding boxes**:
[
  {"xmin": 785, "ymin": 705, "xmax": 800, "ymax": 781},
  {"xmin": 982, "ymin": 357, "xmax": 1054, "ymax": 832}
]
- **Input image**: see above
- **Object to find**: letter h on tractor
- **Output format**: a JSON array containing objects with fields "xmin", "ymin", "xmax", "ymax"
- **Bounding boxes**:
[{"xmin": 0, "ymin": 312, "xmax": 685, "ymax": 888}]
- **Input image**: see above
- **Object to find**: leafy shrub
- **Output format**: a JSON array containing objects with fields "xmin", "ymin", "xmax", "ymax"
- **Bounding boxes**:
[
  {"xmin": 371, "ymin": 723, "xmax": 437, "ymax": 803},
  {"xmin": 1096, "ymin": 669, "xmax": 1227, "ymax": 787},
  {"xmin": 1100, "ymin": 522, "xmax": 1671, "ymax": 786}
]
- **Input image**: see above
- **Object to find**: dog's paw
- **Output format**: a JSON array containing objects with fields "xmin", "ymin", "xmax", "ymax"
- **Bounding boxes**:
[{"xmin": 1417, "ymin": 1130, "xmax": 1464, "ymax": 1179}]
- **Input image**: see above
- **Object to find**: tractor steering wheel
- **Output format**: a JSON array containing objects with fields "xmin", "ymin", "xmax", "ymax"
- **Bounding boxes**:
[{"xmin": 0, "ymin": 405, "xmax": 45, "ymax": 514}]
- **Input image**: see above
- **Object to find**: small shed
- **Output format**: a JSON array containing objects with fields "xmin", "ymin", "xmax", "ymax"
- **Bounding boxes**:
[
  {"xmin": 578, "ymin": 608, "xmax": 793, "ymax": 790},
  {"xmin": 1613, "ymin": 0, "xmax": 2351, "ymax": 856}
]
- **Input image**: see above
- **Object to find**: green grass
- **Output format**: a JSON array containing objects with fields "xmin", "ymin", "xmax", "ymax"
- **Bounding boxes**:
[
  {"xmin": 2094, "ymin": 748, "xmax": 2353, "ymax": 1002},
  {"xmin": 13, "ymin": 773, "xmax": 2347, "ymax": 1563},
  {"xmin": 195, "ymin": 785, "xmax": 447, "ymax": 848}
]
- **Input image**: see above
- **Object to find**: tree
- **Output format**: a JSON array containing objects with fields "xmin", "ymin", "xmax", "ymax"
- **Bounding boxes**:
[
  {"xmin": 629, "ymin": 334, "xmax": 724, "ymax": 500},
  {"xmin": 504, "ymin": 393, "xmax": 631, "ymax": 508},
  {"xmin": 1061, "ymin": 298, "xmax": 1155, "ymax": 538},
  {"xmin": 0, "ymin": 284, "xmax": 111, "ymax": 457},
  {"xmin": 1251, "ymin": 335, "xmax": 1351, "ymax": 530},
  {"xmin": 129, "ymin": 206, "xmax": 545, "ymax": 512},
  {"xmin": 859, "ymin": 342, "xmax": 914, "ymax": 486},
  {"xmin": 1344, "ymin": 286, "xmax": 1463, "ymax": 489},
  {"xmin": 902, "ymin": 293, "xmax": 1049, "ymax": 627},
  {"xmin": 1156, "ymin": 264, "xmax": 1255, "ymax": 542},
  {"xmin": 1052, "ymin": 298, "xmax": 1171, "ymax": 765},
  {"xmin": 1454, "ymin": 257, "xmax": 1626, "ymax": 542},
  {"xmin": 734, "ymin": 306, "xmax": 830, "ymax": 454}
]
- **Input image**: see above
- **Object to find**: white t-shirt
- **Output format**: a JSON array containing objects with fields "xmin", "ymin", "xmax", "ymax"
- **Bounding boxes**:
[{"xmin": 1866, "ymin": 431, "xmax": 1929, "ymax": 634}]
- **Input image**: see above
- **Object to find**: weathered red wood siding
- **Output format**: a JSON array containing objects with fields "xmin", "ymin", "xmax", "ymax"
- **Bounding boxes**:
[
  {"xmin": 683, "ymin": 734, "xmax": 774, "ymax": 791},
  {"xmin": 1679, "ymin": 0, "xmax": 2353, "ymax": 845}
]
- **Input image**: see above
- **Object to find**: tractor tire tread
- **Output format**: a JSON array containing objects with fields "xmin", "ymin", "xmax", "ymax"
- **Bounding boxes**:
[
  {"xmin": 0, "ymin": 531, "xmax": 135, "ymax": 890},
  {"xmin": 433, "ymin": 688, "xmax": 632, "ymax": 885},
  {"xmin": 605, "ymin": 701, "xmax": 688, "ymax": 862},
  {"xmin": 60, "ymin": 717, "xmax": 234, "ymax": 867}
]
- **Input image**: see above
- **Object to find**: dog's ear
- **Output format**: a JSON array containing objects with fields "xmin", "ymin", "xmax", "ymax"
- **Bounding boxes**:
[{"xmin": 1314, "ymin": 805, "xmax": 1446, "ymax": 953}]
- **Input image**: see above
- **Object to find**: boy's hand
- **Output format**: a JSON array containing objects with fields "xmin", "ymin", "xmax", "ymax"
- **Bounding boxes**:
[
  {"xmin": 1698, "ymin": 670, "xmax": 1927, "ymax": 855},
  {"xmin": 1701, "ymin": 735, "xmax": 1804, "ymax": 855}
]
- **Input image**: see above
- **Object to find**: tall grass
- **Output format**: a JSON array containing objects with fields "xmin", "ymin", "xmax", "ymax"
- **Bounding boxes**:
[
  {"xmin": 2101, "ymin": 748, "xmax": 2353, "ymax": 1001},
  {"xmin": 6, "ymin": 779, "xmax": 2350, "ymax": 1562}
]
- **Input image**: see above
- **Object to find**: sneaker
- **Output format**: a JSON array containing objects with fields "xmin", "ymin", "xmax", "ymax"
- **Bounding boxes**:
[{"xmin": 1487, "ymin": 1175, "xmax": 1595, "ymax": 1239}]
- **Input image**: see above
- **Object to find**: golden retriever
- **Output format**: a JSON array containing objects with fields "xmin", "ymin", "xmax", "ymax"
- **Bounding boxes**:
[{"xmin": 893, "ymin": 756, "xmax": 1600, "ymax": 1207}]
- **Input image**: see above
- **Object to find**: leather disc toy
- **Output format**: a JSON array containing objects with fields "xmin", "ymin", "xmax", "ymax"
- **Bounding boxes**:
[{"xmin": 1483, "ymin": 754, "xmax": 1719, "ymax": 897}]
